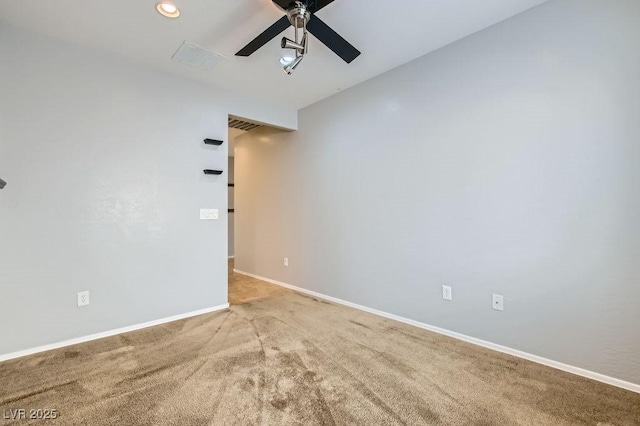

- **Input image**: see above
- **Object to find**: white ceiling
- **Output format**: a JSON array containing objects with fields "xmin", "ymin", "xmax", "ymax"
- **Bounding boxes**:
[{"xmin": 0, "ymin": 0, "xmax": 548, "ymax": 109}]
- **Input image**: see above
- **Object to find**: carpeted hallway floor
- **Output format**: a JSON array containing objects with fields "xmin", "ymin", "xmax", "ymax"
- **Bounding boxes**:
[{"xmin": 1, "ymin": 263, "xmax": 639, "ymax": 425}]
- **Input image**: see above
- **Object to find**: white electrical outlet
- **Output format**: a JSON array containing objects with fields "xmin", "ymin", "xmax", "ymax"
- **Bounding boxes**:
[
  {"xmin": 200, "ymin": 209, "xmax": 219, "ymax": 220},
  {"xmin": 284, "ymin": 257, "xmax": 289, "ymax": 267},
  {"xmin": 442, "ymin": 286, "xmax": 452, "ymax": 301},
  {"xmin": 77, "ymin": 291, "xmax": 90, "ymax": 307},
  {"xmin": 492, "ymin": 294, "xmax": 504, "ymax": 311}
]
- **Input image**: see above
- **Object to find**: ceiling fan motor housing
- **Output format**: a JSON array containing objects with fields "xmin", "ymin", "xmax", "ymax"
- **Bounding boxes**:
[{"xmin": 287, "ymin": 2, "xmax": 311, "ymax": 28}]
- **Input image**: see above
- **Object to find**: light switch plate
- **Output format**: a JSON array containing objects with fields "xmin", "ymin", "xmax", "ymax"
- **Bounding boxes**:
[
  {"xmin": 492, "ymin": 294, "xmax": 504, "ymax": 311},
  {"xmin": 200, "ymin": 209, "xmax": 219, "ymax": 220}
]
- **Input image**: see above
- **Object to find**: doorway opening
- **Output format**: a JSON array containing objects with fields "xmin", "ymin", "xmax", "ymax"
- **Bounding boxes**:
[{"xmin": 227, "ymin": 115, "xmax": 260, "ymax": 304}]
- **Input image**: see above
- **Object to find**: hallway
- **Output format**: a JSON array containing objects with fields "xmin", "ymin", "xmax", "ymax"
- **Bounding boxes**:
[{"xmin": 228, "ymin": 259, "xmax": 288, "ymax": 305}]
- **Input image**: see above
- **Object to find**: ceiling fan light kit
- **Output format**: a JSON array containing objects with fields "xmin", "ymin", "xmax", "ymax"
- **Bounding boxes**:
[
  {"xmin": 280, "ymin": 3, "xmax": 309, "ymax": 74},
  {"xmin": 280, "ymin": 49, "xmax": 297, "ymax": 65},
  {"xmin": 284, "ymin": 55, "xmax": 304, "ymax": 75},
  {"xmin": 236, "ymin": 0, "xmax": 360, "ymax": 75}
]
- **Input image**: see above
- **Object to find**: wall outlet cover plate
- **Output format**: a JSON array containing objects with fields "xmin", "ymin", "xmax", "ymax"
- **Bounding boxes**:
[
  {"xmin": 492, "ymin": 294, "xmax": 504, "ymax": 311},
  {"xmin": 442, "ymin": 285, "xmax": 452, "ymax": 301},
  {"xmin": 77, "ymin": 291, "xmax": 90, "ymax": 307}
]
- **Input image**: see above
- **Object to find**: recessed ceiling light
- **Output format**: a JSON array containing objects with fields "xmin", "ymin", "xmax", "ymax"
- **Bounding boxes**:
[
  {"xmin": 156, "ymin": 2, "xmax": 180, "ymax": 18},
  {"xmin": 280, "ymin": 57, "xmax": 296, "ymax": 65}
]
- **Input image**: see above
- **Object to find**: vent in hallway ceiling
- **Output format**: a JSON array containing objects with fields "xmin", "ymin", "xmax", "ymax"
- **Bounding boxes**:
[{"xmin": 228, "ymin": 117, "xmax": 262, "ymax": 132}]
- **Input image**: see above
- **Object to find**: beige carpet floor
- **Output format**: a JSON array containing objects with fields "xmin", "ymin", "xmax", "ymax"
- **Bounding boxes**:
[{"xmin": 1, "ymin": 265, "xmax": 639, "ymax": 425}]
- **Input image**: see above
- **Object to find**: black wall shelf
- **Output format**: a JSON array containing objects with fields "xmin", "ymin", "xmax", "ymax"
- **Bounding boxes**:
[
  {"xmin": 204, "ymin": 139, "xmax": 224, "ymax": 146},
  {"xmin": 203, "ymin": 169, "xmax": 223, "ymax": 175},
  {"xmin": 228, "ymin": 183, "xmax": 235, "ymax": 187},
  {"xmin": 228, "ymin": 209, "xmax": 235, "ymax": 213}
]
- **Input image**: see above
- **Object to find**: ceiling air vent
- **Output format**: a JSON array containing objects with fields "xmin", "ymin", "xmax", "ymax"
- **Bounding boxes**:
[
  {"xmin": 228, "ymin": 117, "xmax": 262, "ymax": 132},
  {"xmin": 172, "ymin": 41, "xmax": 224, "ymax": 71}
]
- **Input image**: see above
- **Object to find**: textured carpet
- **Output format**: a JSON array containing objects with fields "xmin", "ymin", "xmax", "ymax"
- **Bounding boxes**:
[{"xmin": 1, "ymin": 271, "xmax": 639, "ymax": 425}]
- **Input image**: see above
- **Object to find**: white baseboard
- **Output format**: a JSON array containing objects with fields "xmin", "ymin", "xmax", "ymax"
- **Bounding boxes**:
[
  {"xmin": 233, "ymin": 269, "xmax": 640, "ymax": 394},
  {"xmin": 0, "ymin": 304, "xmax": 229, "ymax": 363}
]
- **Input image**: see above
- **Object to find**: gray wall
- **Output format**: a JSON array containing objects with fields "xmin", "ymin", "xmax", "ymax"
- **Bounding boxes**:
[
  {"xmin": 235, "ymin": 0, "xmax": 640, "ymax": 385},
  {"xmin": 0, "ymin": 25, "xmax": 296, "ymax": 356}
]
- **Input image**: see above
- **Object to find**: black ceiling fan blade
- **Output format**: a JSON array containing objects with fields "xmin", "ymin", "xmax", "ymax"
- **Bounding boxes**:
[
  {"xmin": 272, "ymin": 0, "xmax": 294, "ymax": 9},
  {"xmin": 309, "ymin": 0, "xmax": 335, "ymax": 13},
  {"xmin": 306, "ymin": 15, "xmax": 360, "ymax": 63},
  {"xmin": 236, "ymin": 16, "xmax": 291, "ymax": 57},
  {"xmin": 273, "ymin": 0, "xmax": 298, "ymax": 9}
]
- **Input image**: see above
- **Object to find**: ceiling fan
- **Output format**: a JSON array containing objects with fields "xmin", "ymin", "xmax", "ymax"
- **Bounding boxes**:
[{"xmin": 236, "ymin": 0, "xmax": 361, "ymax": 74}]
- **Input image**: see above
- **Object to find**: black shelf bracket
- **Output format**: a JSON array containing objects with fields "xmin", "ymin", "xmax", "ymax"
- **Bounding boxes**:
[
  {"xmin": 0, "ymin": 178, "xmax": 6, "ymax": 189},
  {"xmin": 204, "ymin": 139, "xmax": 224, "ymax": 146},
  {"xmin": 203, "ymin": 170, "xmax": 223, "ymax": 175}
]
